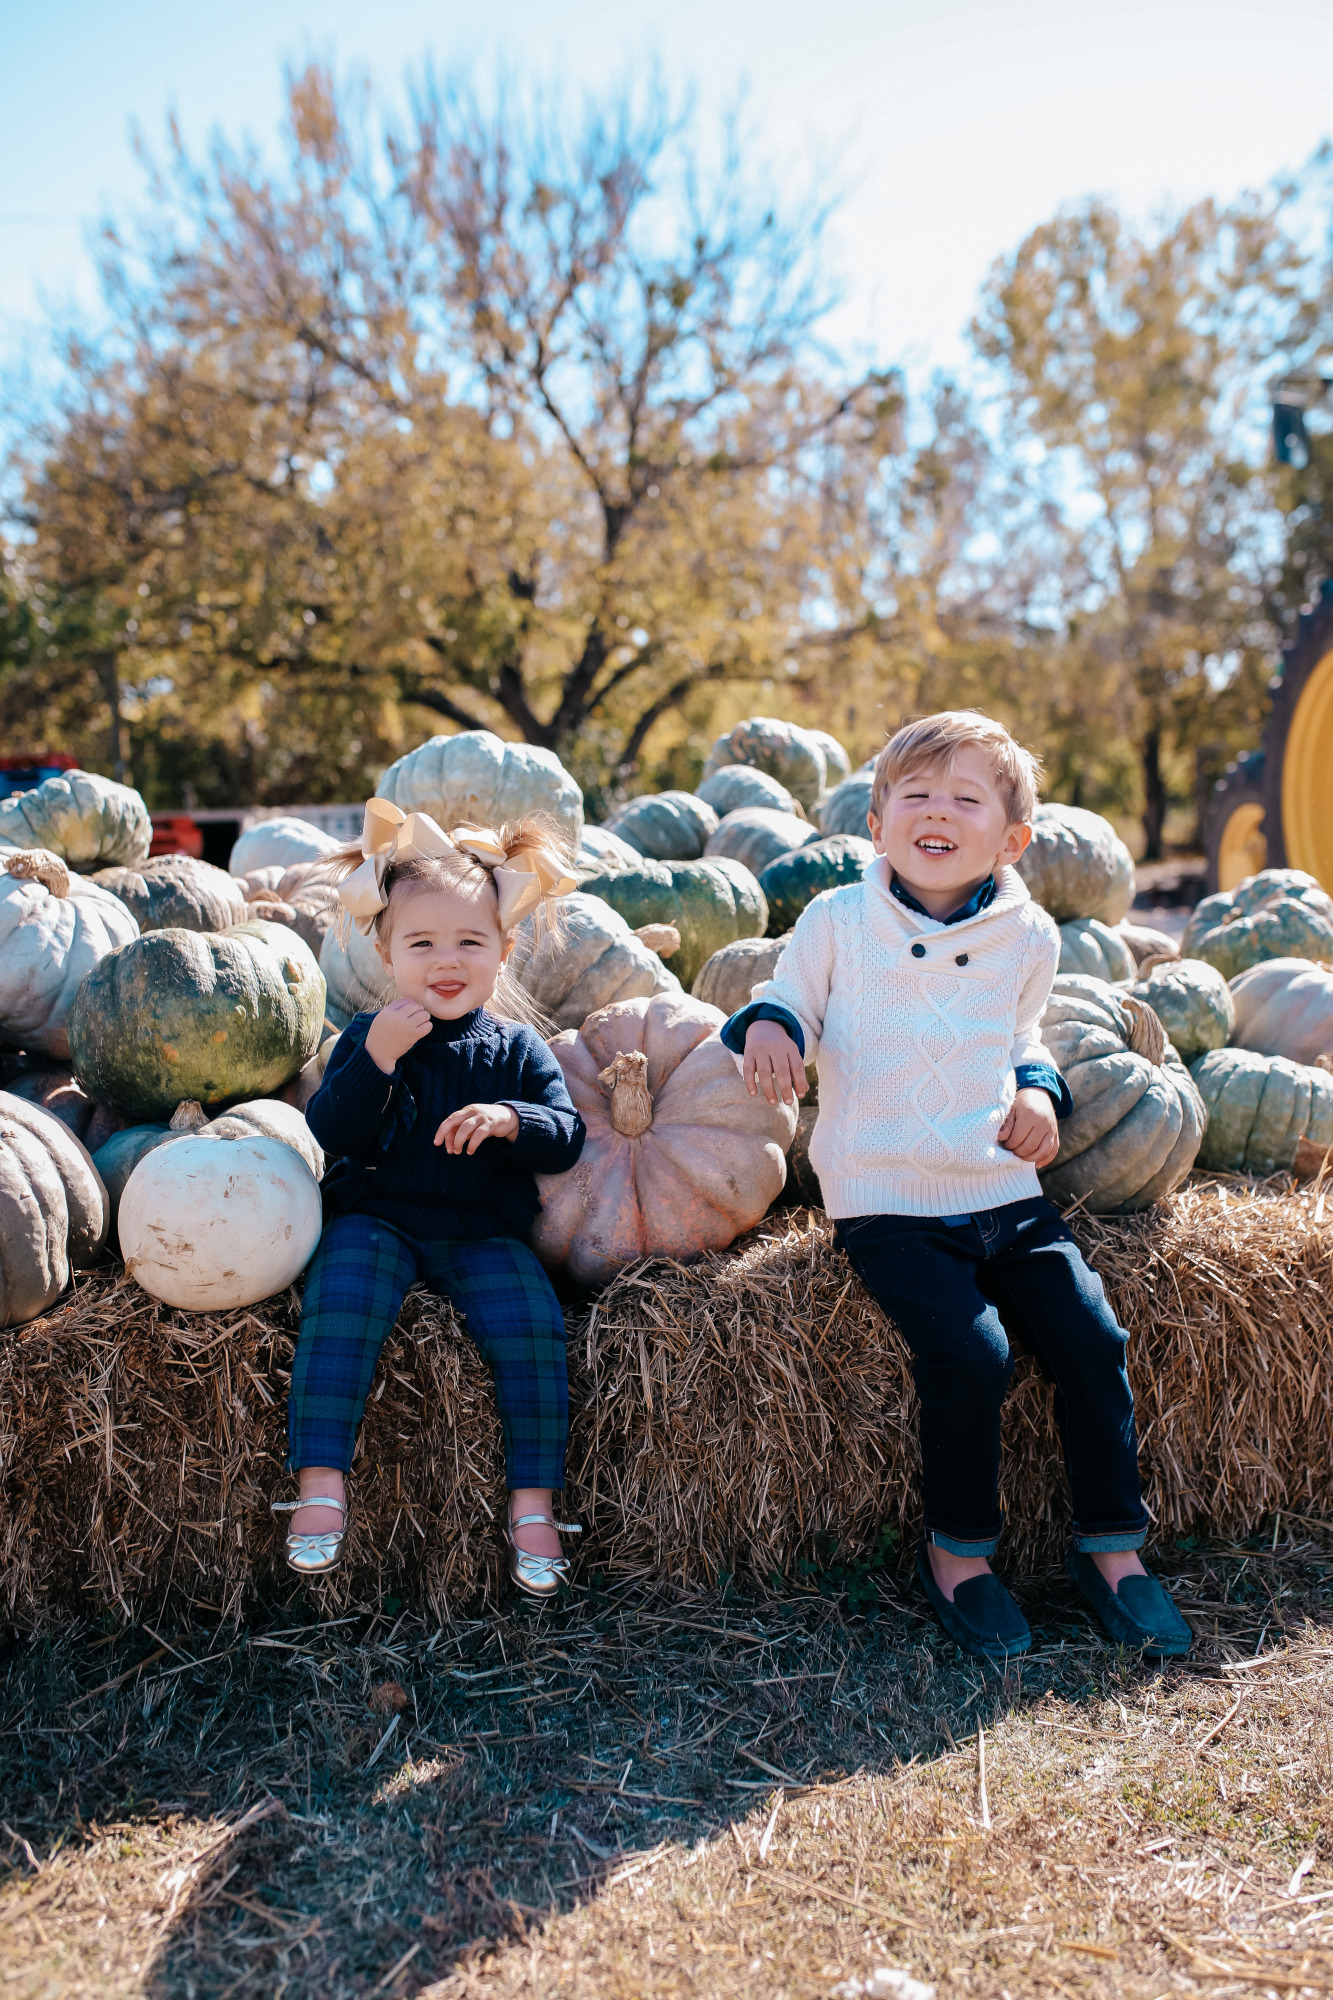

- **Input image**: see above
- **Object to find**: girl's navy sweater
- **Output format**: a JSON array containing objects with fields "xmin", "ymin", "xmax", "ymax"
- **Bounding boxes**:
[{"xmin": 305, "ymin": 1008, "xmax": 585, "ymax": 1242}]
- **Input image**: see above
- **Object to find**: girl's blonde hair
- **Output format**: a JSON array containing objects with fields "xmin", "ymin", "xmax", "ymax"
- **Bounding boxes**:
[
  {"xmin": 871, "ymin": 711, "xmax": 1043, "ymax": 825},
  {"xmin": 324, "ymin": 811, "xmax": 574, "ymax": 1034}
]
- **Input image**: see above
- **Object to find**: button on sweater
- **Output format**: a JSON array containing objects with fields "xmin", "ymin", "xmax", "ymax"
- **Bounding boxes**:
[
  {"xmin": 305, "ymin": 1008, "xmax": 585, "ymax": 1242},
  {"xmin": 725, "ymin": 858, "xmax": 1063, "ymax": 1218}
]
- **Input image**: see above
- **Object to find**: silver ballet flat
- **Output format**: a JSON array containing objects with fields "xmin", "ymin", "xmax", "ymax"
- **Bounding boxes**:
[
  {"xmin": 505, "ymin": 1511, "xmax": 581, "ymax": 1599},
  {"xmin": 271, "ymin": 1494, "xmax": 347, "ymax": 1576}
]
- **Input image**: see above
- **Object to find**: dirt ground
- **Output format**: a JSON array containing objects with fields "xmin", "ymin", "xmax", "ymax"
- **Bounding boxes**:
[{"xmin": 2, "ymin": 1528, "xmax": 1331, "ymax": 1999}]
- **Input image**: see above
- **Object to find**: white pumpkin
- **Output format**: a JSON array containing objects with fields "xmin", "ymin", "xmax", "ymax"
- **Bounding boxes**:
[
  {"xmin": 0, "ymin": 769, "xmax": 151, "ymax": 872},
  {"xmin": 191, "ymin": 1097, "xmax": 325, "ymax": 1180},
  {"xmin": 119, "ymin": 1133, "xmax": 322, "ymax": 1310},
  {"xmin": 0, "ymin": 850, "xmax": 139, "ymax": 1058},
  {"xmin": 375, "ymin": 729, "xmax": 584, "ymax": 846},
  {"xmin": 229, "ymin": 817, "xmax": 340, "ymax": 877}
]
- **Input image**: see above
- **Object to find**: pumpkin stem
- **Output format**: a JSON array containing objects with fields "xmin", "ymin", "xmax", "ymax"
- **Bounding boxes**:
[
  {"xmin": 1135, "ymin": 946, "xmax": 1180, "ymax": 976},
  {"xmin": 169, "ymin": 1100, "xmax": 208, "ymax": 1132},
  {"xmin": 1122, "ymin": 994, "xmax": 1167, "ymax": 1066},
  {"xmin": 4, "ymin": 847, "xmax": 70, "ymax": 898},
  {"xmin": 597, "ymin": 1050, "xmax": 653, "ymax": 1136}
]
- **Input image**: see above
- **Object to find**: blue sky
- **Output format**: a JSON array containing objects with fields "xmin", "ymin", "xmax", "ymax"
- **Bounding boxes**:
[{"xmin": 2, "ymin": 0, "xmax": 1332, "ymax": 380}]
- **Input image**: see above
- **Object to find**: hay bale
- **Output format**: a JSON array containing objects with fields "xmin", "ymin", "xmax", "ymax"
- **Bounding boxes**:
[
  {"xmin": 0, "ymin": 1280, "xmax": 509, "ymax": 1627},
  {"xmin": 2, "ymin": 1177, "xmax": 1331, "ymax": 1627}
]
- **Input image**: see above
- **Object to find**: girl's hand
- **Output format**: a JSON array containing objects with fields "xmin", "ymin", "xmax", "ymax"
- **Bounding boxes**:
[
  {"xmin": 365, "ymin": 997, "xmax": 434, "ymax": 1074},
  {"xmin": 435, "ymin": 1101, "xmax": 521, "ymax": 1153},
  {"xmin": 997, "ymin": 1087, "xmax": 1060, "ymax": 1167},
  {"xmin": 743, "ymin": 1020, "xmax": 808, "ymax": 1107}
]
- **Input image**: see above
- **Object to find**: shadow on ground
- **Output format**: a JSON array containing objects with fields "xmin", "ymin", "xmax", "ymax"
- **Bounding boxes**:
[{"xmin": 0, "ymin": 1529, "xmax": 1328, "ymax": 1997}]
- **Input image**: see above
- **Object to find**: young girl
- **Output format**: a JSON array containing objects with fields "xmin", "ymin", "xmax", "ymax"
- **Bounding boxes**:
[{"xmin": 272, "ymin": 798, "xmax": 586, "ymax": 1599}]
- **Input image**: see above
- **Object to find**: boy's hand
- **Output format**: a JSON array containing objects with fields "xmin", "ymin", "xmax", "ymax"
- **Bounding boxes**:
[
  {"xmin": 435, "ymin": 1102, "xmax": 521, "ymax": 1153},
  {"xmin": 743, "ymin": 1020, "xmax": 808, "ymax": 1107},
  {"xmin": 366, "ymin": 996, "xmax": 433, "ymax": 1073},
  {"xmin": 998, "ymin": 1086, "xmax": 1060, "ymax": 1167}
]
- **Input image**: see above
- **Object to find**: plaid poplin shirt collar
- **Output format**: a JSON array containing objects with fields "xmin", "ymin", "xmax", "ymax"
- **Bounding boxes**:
[{"xmin": 888, "ymin": 872, "xmax": 997, "ymax": 926}]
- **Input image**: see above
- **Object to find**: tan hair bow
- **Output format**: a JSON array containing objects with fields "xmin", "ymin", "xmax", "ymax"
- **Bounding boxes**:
[{"xmin": 338, "ymin": 797, "xmax": 575, "ymax": 936}]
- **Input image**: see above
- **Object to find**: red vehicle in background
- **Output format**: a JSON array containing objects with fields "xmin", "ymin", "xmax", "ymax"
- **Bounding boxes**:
[
  {"xmin": 0, "ymin": 752, "xmax": 78, "ymax": 800},
  {"xmin": 147, "ymin": 815, "xmax": 205, "ymax": 859}
]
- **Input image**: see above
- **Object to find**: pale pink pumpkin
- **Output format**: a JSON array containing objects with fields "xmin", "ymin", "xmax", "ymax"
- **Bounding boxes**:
[{"xmin": 532, "ymin": 992, "xmax": 797, "ymax": 1285}]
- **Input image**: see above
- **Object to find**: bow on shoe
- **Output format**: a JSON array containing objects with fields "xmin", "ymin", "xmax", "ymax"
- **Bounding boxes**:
[{"xmin": 337, "ymin": 797, "xmax": 575, "ymax": 935}]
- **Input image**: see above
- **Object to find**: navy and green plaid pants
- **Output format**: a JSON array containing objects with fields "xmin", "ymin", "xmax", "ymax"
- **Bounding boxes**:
[{"xmin": 289, "ymin": 1214, "xmax": 568, "ymax": 1489}]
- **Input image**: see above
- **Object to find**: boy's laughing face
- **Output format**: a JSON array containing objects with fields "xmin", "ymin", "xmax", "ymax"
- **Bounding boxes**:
[{"xmin": 867, "ymin": 746, "xmax": 1032, "ymax": 916}]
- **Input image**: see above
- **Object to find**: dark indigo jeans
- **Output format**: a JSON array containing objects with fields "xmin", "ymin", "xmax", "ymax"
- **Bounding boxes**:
[{"xmin": 835, "ymin": 1196, "xmax": 1148, "ymax": 1557}]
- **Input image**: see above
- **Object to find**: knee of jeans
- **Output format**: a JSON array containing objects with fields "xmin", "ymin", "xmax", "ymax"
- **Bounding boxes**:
[{"xmin": 919, "ymin": 1318, "xmax": 1011, "ymax": 1385}]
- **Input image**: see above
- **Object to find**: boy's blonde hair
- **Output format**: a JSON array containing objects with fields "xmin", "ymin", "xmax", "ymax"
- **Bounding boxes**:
[{"xmin": 870, "ymin": 712, "xmax": 1042, "ymax": 825}]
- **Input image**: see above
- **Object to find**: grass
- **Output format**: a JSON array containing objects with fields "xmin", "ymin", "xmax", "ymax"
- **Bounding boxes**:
[{"xmin": 2, "ymin": 1528, "xmax": 1332, "ymax": 1997}]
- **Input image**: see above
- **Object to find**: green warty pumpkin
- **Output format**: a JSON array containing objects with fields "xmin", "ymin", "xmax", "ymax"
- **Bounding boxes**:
[
  {"xmin": 602, "ymin": 790, "xmax": 719, "ymax": 861},
  {"xmin": 1015, "ymin": 804, "xmax": 1136, "ymax": 924},
  {"xmin": 1128, "ymin": 957, "xmax": 1234, "ymax": 1064},
  {"xmin": 695, "ymin": 765, "xmax": 796, "ymax": 818},
  {"xmin": 704, "ymin": 807, "xmax": 818, "ymax": 878},
  {"xmin": 69, "ymin": 919, "xmax": 327, "ymax": 1119},
  {"xmin": 1190, "ymin": 1046, "xmax": 1333, "ymax": 1176},
  {"xmin": 577, "ymin": 858, "xmax": 767, "ymax": 989},
  {"xmin": 93, "ymin": 854, "xmax": 248, "ymax": 934},
  {"xmin": 701, "ymin": 717, "xmax": 829, "ymax": 811},
  {"xmin": 818, "ymin": 772, "xmax": 874, "ymax": 838},
  {"xmin": 1179, "ymin": 870, "xmax": 1333, "ymax": 982},
  {"xmin": 758, "ymin": 836, "xmax": 875, "ymax": 935},
  {"xmin": 1037, "ymin": 974, "xmax": 1206, "ymax": 1211},
  {"xmin": 805, "ymin": 729, "xmax": 851, "ymax": 786},
  {"xmin": 1056, "ymin": 916, "xmax": 1136, "ymax": 984}
]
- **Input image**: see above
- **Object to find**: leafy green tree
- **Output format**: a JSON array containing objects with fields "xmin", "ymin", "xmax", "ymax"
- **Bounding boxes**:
[
  {"xmin": 2, "ymin": 66, "xmax": 903, "ymax": 808},
  {"xmin": 972, "ymin": 193, "xmax": 1303, "ymax": 854}
]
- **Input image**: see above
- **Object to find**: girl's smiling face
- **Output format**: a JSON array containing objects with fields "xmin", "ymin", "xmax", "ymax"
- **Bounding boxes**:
[
  {"xmin": 377, "ymin": 879, "xmax": 512, "ymax": 1017},
  {"xmin": 867, "ymin": 745, "xmax": 1032, "ymax": 916}
]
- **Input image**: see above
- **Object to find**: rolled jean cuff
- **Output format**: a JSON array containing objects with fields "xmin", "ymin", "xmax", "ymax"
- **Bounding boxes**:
[
  {"xmin": 927, "ymin": 1526, "xmax": 1001, "ymax": 1559},
  {"xmin": 1072, "ymin": 1528, "xmax": 1146, "ymax": 1553}
]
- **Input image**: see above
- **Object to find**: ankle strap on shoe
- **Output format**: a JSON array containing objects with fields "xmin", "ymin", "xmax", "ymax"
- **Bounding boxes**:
[
  {"xmin": 509, "ymin": 1513, "xmax": 582, "ymax": 1533},
  {"xmin": 272, "ymin": 1496, "xmax": 346, "ymax": 1517}
]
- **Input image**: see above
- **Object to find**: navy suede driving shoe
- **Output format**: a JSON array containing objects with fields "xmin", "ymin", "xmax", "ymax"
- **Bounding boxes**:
[
  {"xmin": 1066, "ymin": 1551, "xmax": 1192, "ymax": 1656},
  {"xmin": 916, "ymin": 1546, "xmax": 1031, "ymax": 1661}
]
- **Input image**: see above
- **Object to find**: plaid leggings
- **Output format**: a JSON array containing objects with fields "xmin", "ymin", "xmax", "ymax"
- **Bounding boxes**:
[{"xmin": 288, "ymin": 1214, "xmax": 568, "ymax": 1489}]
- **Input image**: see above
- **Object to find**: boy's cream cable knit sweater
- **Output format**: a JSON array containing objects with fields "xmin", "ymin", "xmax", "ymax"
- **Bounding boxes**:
[{"xmin": 748, "ymin": 857, "xmax": 1062, "ymax": 1218}]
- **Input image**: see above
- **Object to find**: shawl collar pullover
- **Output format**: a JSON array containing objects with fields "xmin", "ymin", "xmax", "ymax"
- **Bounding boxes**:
[
  {"xmin": 306, "ymin": 1008, "xmax": 585, "ymax": 1241},
  {"xmin": 740, "ymin": 859, "xmax": 1062, "ymax": 1218}
]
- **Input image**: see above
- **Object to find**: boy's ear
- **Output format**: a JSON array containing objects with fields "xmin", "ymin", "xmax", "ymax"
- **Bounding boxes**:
[
  {"xmin": 1000, "ymin": 821, "xmax": 1033, "ymax": 865},
  {"xmin": 866, "ymin": 808, "xmax": 886, "ymax": 855}
]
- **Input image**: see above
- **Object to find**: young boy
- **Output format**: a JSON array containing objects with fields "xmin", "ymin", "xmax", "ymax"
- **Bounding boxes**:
[{"xmin": 722, "ymin": 711, "xmax": 1189, "ymax": 1660}]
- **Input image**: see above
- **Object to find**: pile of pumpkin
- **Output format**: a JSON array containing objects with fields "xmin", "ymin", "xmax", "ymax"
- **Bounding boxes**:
[{"xmin": 4, "ymin": 726, "xmax": 1333, "ymax": 1332}]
